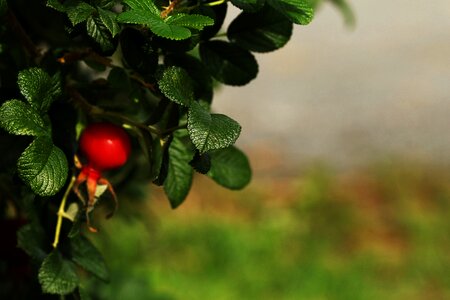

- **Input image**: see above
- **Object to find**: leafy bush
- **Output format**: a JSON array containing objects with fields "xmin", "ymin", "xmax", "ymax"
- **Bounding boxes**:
[{"xmin": 0, "ymin": 0, "xmax": 352, "ymax": 298}]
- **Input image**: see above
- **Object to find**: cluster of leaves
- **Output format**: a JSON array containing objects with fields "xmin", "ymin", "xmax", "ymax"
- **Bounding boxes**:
[{"xmin": 0, "ymin": 0, "xmax": 352, "ymax": 298}]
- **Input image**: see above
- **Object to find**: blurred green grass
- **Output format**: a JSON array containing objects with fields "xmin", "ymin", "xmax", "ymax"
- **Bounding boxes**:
[{"xmin": 87, "ymin": 161, "xmax": 450, "ymax": 300}]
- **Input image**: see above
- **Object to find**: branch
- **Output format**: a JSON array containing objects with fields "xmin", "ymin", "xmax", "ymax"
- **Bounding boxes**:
[
  {"xmin": 5, "ymin": 10, "xmax": 40, "ymax": 58},
  {"xmin": 68, "ymin": 87, "xmax": 162, "ymax": 136},
  {"xmin": 58, "ymin": 49, "xmax": 156, "ymax": 91}
]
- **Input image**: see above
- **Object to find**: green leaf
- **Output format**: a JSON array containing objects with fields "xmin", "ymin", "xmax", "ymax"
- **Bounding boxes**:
[
  {"xmin": 231, "ymin": 0, "xmax": 265, "ymax": 12},
  {"xmin": 17, "ymin": 136, "xmax": 69, "ymax": 196},
  {"xmin": 123, "ymin": 0, "xmax": 160, "ymax": 15},
  {"xmin": 0, "ymin": 100, "xmax": 48, "ymax": 136},
  {"xmin": 187, "ymin": 101, "xmax": 241, "ymax": 153},
  {"xmin": 166, "ymin": 14, "xmax": 214, "ymax": 30},
  {"xmin": 165, "ymin": 54, "xmax": 213, "ymax": 103},
  {"xmin": 0, "ymin": 0, "xmax": 8, "ymax": 16},
  {"xmin": 228, "ymin": 6, "xmax": 293, "ymax": 53},
  {"xmin": 330, "ymin": 0, "xmax": 355, "ymax": 26},
  {"xmin": 98, "ymin": 8, "xmax": 120, "ymax": 37},
  {"xmin": 86, "ymin": 15, "xmax": 114, "ymax": 51},
  {"xmin": 117, "ymin": 10, "xmax": 191, "ymax": 40},
  {"xmin": 266, "ymin": 0, "xmax": 314, "ymax": 25},
  {"xmin": 164, "ymin": 132, "xmax": 194, "ymax": 208},
  {"xmin": 17, "ymin": 68, "xmax": 61, "ymax": 114},
  {"xmin": 190, "ymin": 151, "xmax": 211, "ymax": 174},
  {"xmin": 38, "ymin": 250, "xmax": 79, "ymax": 295},
  {"xmin": 199, "ymin": 40, "xmax": 258, "ymax": 86},
  {"xmin": 158, "ymin": 66, "xmax": 194, "ymax": 106},
  {"xmin": 17, "ymin": 223, "xmax": 48, "ymax": 261},
  {"xmin": 66, "ymin": 1, "xmax": 96, "ymax": 26},
  {"xmin": 208, "ymin": 146, "xmax": 251, "ymax": 190},
  {"xmin": 70, "ymin": 235, "xmax": 109, "ymax": 281}
]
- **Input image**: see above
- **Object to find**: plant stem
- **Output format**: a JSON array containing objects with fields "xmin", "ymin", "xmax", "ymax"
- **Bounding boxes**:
[
  {"xmin": 161, "ymin": 0, "xmax": 181, "ymax": 19},
  {"xmin": 52, "ymin": 176, "xmax": 76, "ymax": 248}
]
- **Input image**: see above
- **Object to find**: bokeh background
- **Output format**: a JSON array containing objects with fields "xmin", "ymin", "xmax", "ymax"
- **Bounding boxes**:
[{"xmin": 89, "ymin": 1, "xmax": 450, "ymax": 299}]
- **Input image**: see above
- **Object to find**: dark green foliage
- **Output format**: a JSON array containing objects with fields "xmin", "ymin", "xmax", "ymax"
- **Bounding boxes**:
[
  {"xmin": 199, "ymin": 40, "xmax": 258, "ymax": 86},
  {"xmin": 0, "ymin": 0, "xmax": 353, "ymax": 297},
  {"xmin": 38, "ymin": 250, "xmax": 79, "ymax": 295},
  {"xmin": 228, "ymin": 6, "xmax": 293, "ymax": 53}
]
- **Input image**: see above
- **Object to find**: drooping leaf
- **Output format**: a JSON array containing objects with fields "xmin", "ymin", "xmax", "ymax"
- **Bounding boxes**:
[
  {"xmin": 187, "ymin": 101, "xmax": 241, "ymax": 153},
  {"xmin": 158, "ymin": 66, "xmax": 194, "ymax": 106},
  {"xmin": 228, "ymin": 6, "xmax": 293, "ymax": 53},
  {"xmin": 98, "ymin": 7, "xmax": 120, "ymax": 37},
  {"xmin": 0, "ymin": 100, "xmax": 48, "ymax": 136},
  {"xmin": 266, "ymin": 0, "xmax": 314, "ymax": 25},
  {"xmin": 17, "ymin": 136, "xmax": 69, "ymax": 196},
  {"xmin": 38, "ymin": 250, "xmax": 79, "ymax": 295},
  {"xmin": 70, "ymin": 235, "xmax": 109, "ymax": 281},
  {"xmin": 164, "ymin": 132, "xmax": 194, "ymax": 208},
  {"xmin": 17, "ymin": 68, "xmax": 61, "ymax": 114},
  {"xmin": 208, "ymin": 146, "xmax": 251, "ymax": 190},
  {"xmin": 199, "ymin": 40, "xmax": 258, "ymax": 86},
  {"xmin": 231, "ymin": 0, "xmax": 265, "ymax": 12},
  {"xmin": 86, "ymin": 15, "xmax": 114, "ymax": 51}
]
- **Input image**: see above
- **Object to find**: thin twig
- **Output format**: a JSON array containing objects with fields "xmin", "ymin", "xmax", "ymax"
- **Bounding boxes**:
[
  {"xmin": 129, "ymin": 73, "xmax": 156, "ymax": 91},
  {"xmin": 161, "ymin": 0, "xmax": 181, "ymax": 19}
]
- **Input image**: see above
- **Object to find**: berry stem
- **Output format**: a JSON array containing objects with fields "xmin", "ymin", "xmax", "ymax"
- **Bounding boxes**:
[{"xmin": 52, "ymin": 176, "xmax": 76, "ymax": 248}]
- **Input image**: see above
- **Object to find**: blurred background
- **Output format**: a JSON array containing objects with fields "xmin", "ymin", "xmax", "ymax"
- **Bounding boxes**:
[{"xmin": 89, "ymin": 1, "xmax": 450, "ymax": 299}]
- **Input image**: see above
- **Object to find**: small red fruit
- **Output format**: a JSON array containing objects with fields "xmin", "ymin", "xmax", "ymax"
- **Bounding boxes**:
[
  {"xmin": 74, "ymin": 122, "xmax": 131, "ymax": 232},
  {"xmin": 79, "ymin": 122, "xmax": 131, "ymax": 171}
]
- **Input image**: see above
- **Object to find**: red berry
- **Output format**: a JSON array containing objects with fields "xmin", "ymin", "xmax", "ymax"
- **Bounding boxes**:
[{"xmin": 79, "ymin": 123, "xmax": 131, "ymax": 171}]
